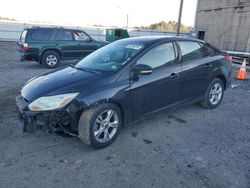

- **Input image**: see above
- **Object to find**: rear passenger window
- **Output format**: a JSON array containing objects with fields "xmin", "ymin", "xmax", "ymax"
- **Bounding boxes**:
[
  {"xmin": 55, "ymin": 30, "xmax": 73, "ymax": 41},
  {"xmin": 30, "ymin": 29, "xmax": 52, "ymax": 41},
  {"xmin": 178, "ymin": 41, "xmax": 204, "ymax": 63},
  {"xmin": 137, "ymin": 42, "xmax": 176, "ymax": 69}
]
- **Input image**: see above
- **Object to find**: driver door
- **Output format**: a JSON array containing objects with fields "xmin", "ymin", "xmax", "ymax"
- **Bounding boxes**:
[
  {"xmin": 130, "ymin": 42, "xmax": 182, "ymax": 120},
  {"xmin": 72, "ymin": 30, "xmax": 98, "ymax": 57}
]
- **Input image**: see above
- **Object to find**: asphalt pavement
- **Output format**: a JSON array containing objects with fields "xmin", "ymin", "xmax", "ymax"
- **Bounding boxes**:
[{"xmin": 0, "ymin": 41, "xmax": 249, "ymax": 188}]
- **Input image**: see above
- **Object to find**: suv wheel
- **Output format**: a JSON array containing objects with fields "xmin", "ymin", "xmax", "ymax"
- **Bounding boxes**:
[
  {"xmin": 201, "ymin": 78, "xmax": 224, "ymax": 109},
  {"xmin": 78, "ymin": 103, "xmax": 122, "ymax": 149},
  {"xmin": 41, "ymin": 51, "xmax": 61, "ymax": 69}
]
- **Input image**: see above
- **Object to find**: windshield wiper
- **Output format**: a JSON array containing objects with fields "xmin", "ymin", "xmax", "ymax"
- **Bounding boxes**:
[{"xmin": 69, "ymin": 64, "xmax": 100, "ymax": 74}]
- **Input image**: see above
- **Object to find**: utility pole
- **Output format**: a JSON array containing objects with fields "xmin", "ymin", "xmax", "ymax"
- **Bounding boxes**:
[
  {"xmin": 177, "ymin": 0, "xmax": 184, "ymax": 36},
  {"xmin": 126, "ymin": 14, "xmax": 129, "ymax": 29}
]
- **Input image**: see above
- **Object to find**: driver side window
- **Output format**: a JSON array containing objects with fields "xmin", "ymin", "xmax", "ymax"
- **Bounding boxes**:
[
  {"xmin": 73, "ymin": 31, "xmax": 90, "ymax": 41},
  {"xmin": 137, "ymin": 42, "xmax": 176, "ymax": 69}
]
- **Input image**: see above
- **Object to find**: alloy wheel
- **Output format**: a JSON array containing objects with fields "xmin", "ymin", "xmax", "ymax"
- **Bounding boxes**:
[
  {"xmin": 93, "ymin": 110, "xmax": 119, "ymax": 143},
  {"xmin": 209, "ymin": 82, "xmax": 223, "ymax": 105}
]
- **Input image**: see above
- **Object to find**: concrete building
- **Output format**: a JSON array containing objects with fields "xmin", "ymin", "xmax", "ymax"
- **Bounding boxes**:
[{"xmin": 195, "ymin": 0, "xmax": 250, "ymax": 52}]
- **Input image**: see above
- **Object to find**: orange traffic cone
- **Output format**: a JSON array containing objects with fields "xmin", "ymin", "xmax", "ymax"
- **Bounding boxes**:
[{"xmin": 236, "ymin": 59, "xmax": 247, "ymax": 80}]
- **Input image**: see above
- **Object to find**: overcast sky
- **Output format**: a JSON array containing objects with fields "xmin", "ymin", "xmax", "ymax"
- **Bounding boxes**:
[{"xmin": 0, "ymin": 0, "xmax": 198, "ymax": 27}]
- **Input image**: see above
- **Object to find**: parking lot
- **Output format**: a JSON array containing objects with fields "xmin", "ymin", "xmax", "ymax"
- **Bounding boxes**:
[{"xmin": 0, "ymin": 41, "xmax": 250, "ymax": 188}]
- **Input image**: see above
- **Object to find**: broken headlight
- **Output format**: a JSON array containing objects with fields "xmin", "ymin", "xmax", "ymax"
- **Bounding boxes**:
[{"xmin": 28, "ymin": 93, "xmax": 79, "ymax": 111}]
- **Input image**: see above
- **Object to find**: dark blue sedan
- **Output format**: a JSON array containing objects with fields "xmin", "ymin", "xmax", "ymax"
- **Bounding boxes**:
[{"xmin": 16, "ymin": 36, "xmax": 232, "ymax": 148}]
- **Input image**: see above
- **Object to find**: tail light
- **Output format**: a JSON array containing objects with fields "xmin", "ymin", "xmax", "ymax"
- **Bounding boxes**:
[
  {"xmin": 23, "ymin": 43, "xmax": 29, "ymax": 52},
  {"xmin": 225, "ymin": 55, "xmax": 233, "ymax": 65}
]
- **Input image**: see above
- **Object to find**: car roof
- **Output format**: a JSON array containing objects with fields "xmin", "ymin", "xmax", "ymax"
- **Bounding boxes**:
[
  {"xmin": 117, "ymin": 36, "xmax": 205, "ymax": 46},
  {"xmin": 26, "ymin": 27, "xmax": 78, "ymax": 31}
]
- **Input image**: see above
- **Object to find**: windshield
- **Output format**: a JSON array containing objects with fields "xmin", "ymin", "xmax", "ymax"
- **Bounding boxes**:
[{"xmin": 75, "ymin": 41, "xmax": 145, "ymax": 72}]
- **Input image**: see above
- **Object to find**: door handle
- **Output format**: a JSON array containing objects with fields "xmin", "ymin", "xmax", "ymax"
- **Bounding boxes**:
[
  {"xmin": 169, "ymin": 73, "xmax": 180, "ymax": 79},
  {"xmin": 204, "ymin": 63, "xmax": 212, "ymax": 69}
]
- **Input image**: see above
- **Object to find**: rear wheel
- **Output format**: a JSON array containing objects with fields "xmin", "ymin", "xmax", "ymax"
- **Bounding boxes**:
[
  {"xmin": 78, "ymin": 103, "xmax": 122, "ymax": 149},
  {"xmin": 41, "ymin": 51, "xmax": 61, "ymax": 69},
  {"xmin": 201, "ymin": 78, "xmax": 224, "ymax": 109}
]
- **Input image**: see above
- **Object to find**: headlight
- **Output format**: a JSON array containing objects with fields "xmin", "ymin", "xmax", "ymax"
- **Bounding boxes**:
[{"xmin": 28, "ymin": 93, "xmax": 79, "ymax": 111}]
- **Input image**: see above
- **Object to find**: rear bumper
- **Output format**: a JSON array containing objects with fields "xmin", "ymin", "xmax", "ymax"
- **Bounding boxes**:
[{"xmin": 20, "ymin": 52, "xmax": 39, "ymax": 61}]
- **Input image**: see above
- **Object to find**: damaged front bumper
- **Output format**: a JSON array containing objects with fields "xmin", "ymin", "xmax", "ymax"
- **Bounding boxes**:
[{"xmin": 16, "ymin": 94, "xmax": 84, "ymax": 134}]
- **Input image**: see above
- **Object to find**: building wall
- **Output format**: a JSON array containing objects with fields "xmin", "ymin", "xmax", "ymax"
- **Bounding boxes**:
[{"xmin": 195, "ymin": 0, "xmax": 250, "ymax": 52}]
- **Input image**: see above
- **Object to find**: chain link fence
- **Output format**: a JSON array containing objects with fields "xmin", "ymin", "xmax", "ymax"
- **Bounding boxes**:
[
  {"xmin": 0, "ymin": 20, "xmax": 192, "ymax": 42},
  {"xmin": 0, "ymin": 21, "xmax": 107, "ymax": 41}
]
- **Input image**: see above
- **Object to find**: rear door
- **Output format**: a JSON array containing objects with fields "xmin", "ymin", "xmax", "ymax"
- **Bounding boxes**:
[
  {"xmin": 54, "ymin": 29, "xmax": 76, "ymax": 58},
  {"xmin": 130, "ymin": 42, "xmax": 182, "ymax": 120},
  {"xmin": 72, "ymin": 30, "xmax": 98, "ymax": 57},
  {"xmin": 177, "ymin": 41, "xmax": 214, "ymax": 101}
]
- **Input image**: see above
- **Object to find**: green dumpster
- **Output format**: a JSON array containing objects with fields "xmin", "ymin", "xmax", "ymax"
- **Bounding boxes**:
[{"xmin": 106, "ymin": 28, "xmax": 129, "ymax": 42}]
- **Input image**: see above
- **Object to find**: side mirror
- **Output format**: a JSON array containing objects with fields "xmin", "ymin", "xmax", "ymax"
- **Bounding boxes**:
[{"xmin": 132, "ymin": 64, "xmax": 153, "ymax": 77}]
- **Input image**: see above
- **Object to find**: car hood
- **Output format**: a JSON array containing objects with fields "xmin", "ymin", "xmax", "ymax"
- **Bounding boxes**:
[{"xmin": 21, "ymin": 67, "xmax": 107, "ymax": 102}]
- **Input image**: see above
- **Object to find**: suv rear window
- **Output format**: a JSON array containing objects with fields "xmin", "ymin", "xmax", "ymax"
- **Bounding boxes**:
[
  {"xmin": 30, "ymin": 29, "xmax": 53, "ymax": 41},
  {"xmin": 20, "ymin": 30, "xmax": 27, "ymax": 42}
]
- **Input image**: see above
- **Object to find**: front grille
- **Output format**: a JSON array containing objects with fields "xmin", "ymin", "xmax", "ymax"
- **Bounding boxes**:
[{"xmin": 16, "ymin": 94, "xmax": 29, "ymax": 111}]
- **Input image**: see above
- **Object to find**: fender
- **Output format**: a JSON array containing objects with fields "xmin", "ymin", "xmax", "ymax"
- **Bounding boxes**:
[
  {"xmin": 80, "ymin": 81, "xmax": 133, "ymax": 125},
  {"xmin": 39, "ymin": 47, "xmax": 63, "ymax": 60},
  {"xmin": 207, "ymin": 59, "xmax": 231, "ymax": 88}
]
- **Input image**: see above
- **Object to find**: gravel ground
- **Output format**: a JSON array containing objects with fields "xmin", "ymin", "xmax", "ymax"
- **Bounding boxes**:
[{"xmin": 0, "ymin": 41, "xmax": 250, "ymax": 188}]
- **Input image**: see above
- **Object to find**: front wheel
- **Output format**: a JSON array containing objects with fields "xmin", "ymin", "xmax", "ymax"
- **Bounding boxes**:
[
  {"xmin": 201, "ymin": 78, "xmax": 224, "ymax": 109},
  {"xmin": 78, "ymin": 103, "xmax": 122, "ymax": 149}
]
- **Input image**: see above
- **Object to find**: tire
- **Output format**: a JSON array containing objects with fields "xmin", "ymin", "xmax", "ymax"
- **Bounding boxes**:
[
  {"xmin": 201, "ymin": 78, "xmax": 224, "ymax": 109},
  {"xmin": 78, "ymin": 103, "xmax": 122, "ymax": 149},
  {"xmin": 41, "ymin": 50, "xmax": 61, "ymax": 69}
]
